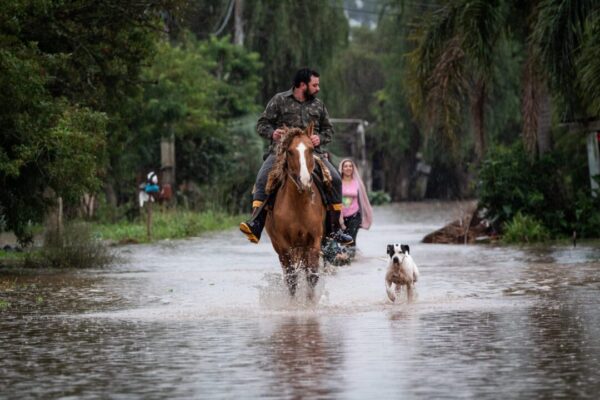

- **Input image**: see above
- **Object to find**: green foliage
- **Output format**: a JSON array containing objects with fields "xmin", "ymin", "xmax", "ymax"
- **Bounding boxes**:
[
  {"xmin": 323, "ymin": 27, "xmax": 385, "ymax": 121},
  {"xmin": 45, "ymin": 107, "xmax": 107, "ymax": 204},
  {"xmin": 576, "ymin": 12, "xmax": 600, "ymax": 117},
  {"xmin": 478, "ymin": 143, "xmax": 563, "ymax": 231},
  {"xmin": 573, "ymin": 187, "xmax": 600, "ymax": 238},
  {"xmin": 0, "ymin": 0, "xmax": 184, "ymax": 243},
  {"xmin": 478, "ymin": 142, "xmax": 600, "ymax": 238},
  {"xmin": 94, "ymin": 209, "xmax": 240, "ymax": 243},
  {"xmin": 0, "ymin": 249, "xmax": 26, "ymax": 263},
  {"xmin": 244, "ymin": 0, "xmax": 349, "ymax": 102},
  {"xmin": 131, "ymin": 33, "xmax": 263, "ymax": 212},
  {"xmin": 368, "ymin": 191, "xmax": 392, "ymax": 206},
  {"xmin": 502, "ymin": 212, "xmax": 550, "ymax": 244},
  {"xmin": 532, "ymin": 0, "xmax": 598, "ymax": 119},
  {"xmin": 198, "ymin": 115, "xmax": 265, "ymax": 213},
  {"xmin": 0, "ymin": 100, "xmax": 107, "ymax": 244},
  {"xmin": 30, "ymin": 222, "xmax": 116, "ymax": 269},
  {"xmin": 0, "ymin": 299, "xmax": 10, "ymax": 310}
]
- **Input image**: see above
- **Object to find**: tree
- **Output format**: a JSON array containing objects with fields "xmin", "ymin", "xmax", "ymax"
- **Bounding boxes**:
[
  {"xmin": 132, "ymin": 33, "xmax": 263, "ymax": 212},
  {"xmin": 243, "ymin": 0, "xmax": 349, "ymax": 102},
  {"xmin": 0, "ymin": 0, "xmax": 184, "ymax": 243},
  {"xmin": 408, "ymin": 0, "xmax": 600, "ymax": 160}
]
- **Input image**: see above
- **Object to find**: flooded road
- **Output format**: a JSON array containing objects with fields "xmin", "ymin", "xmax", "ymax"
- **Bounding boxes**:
[{"xmin": 2, "ymin": 202, "xmax": 600, "ymax": 399}]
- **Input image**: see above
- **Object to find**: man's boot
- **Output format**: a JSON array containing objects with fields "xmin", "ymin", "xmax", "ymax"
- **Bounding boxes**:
[
  {"xmin": 239, "ymin": 203, "xmax": 267, "ymax": 244},
  {"xmin": 327, "ymin": 209, "xmax": 354, "ymax": 245}
]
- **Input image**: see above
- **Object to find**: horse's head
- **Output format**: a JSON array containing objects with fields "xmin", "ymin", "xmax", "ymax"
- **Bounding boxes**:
[{"xmin": 283, "ymin": 125, "xmax": 316, "ymax": 192}]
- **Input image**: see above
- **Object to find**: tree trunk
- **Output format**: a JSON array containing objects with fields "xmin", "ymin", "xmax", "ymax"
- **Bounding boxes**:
[
  {"xmin": 537, "ymin": 86, "xmax": 552, "ymax": 155},
  {"xmin": 234, "ymin": 0, "xmax": 244, "ymax": 46},
  {"xmin": 521, "ymin": 49, "xmax": 552, "ymax": 157},
  {"xmin": 471, "ymin": 79, "xmax": 486, "ymax": 162},
  {"xmin": 104, "ymin": 183, "xmax": 117, "ymax": 208}
]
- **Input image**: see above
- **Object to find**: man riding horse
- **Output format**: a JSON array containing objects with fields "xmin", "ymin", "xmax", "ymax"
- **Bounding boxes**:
[{"xmin": 240, "ymin": 68, "xmax": 353, "ymax": 246}]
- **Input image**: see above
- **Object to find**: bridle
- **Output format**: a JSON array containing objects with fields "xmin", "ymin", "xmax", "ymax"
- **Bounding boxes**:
[{"xmin": 286, "ymin": 139, "xmax": 314, "ymax": 194}]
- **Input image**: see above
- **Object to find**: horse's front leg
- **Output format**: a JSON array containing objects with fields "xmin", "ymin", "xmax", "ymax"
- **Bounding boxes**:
[
  {"xmin": 305, "ymin": 247, "xmax": 321, "ymax": 302},
  {"xmin": 285, "ymin": 267, "xmax": 298, "ymax": 297},
  {"xmin": 280, "ymin": 253, "xmax": 298, "ymax": 297}
]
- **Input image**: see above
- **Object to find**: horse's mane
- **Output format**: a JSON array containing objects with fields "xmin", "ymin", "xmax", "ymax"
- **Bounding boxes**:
[{"xmin": 266, "ymin": 127, "xmax": 331, "ymax": 194}]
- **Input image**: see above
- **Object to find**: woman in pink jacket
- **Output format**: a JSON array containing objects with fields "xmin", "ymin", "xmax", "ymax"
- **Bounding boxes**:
[{"xmin": 338, "ymin": 158, "xmax": 373, "ymax": 246}]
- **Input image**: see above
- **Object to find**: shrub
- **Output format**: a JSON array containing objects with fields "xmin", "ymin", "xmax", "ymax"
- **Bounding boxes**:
[
  {"xmin": 369, "ymin": 190, "xmax": 391, "ymax": 205},
  {"xmin": 502, "ymin": 212, "xmax": 550, "ymax": 244},
  {"xmin": 573, "ymin": 187, "xmax": 600, "ymax": 238},
  {"xmin": 478, "ymin": 142, "xmax": 600, "ymax": 238},
  {"xmin": 27, "ymin": 222, "xmax": 116, "ymax": 269}
]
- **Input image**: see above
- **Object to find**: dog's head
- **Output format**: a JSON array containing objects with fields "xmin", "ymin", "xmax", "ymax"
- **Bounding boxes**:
[{"xmin": 387, "ymin": 243, "xmax": 410, "ymax": 265}]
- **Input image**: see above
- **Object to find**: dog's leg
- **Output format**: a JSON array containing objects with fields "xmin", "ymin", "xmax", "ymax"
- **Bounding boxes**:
[
  {"xmin": 385, "ymin": 279, "xmax": 396, "ymax": 302},
  {"xmin": 413, "ymin": 267, "xmax": 420, "ymax": 283},
  {"xmin": 395, "ymin": 284, "xmax": 402, "ymax": 302},
  {"xmin": 406, "ymin": 283, "xmax": 414, "ymax": 303}
]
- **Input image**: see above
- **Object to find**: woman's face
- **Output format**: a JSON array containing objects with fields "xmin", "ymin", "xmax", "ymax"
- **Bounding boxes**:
[{"xmin": 342, "ymin": 161, "xmax": 354, "ymax": 178}]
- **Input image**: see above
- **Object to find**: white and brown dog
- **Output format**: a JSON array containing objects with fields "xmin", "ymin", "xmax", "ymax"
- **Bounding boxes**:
[{"xmin": 385, "ymin": 244, "xmax": 420, "ymax": 303}]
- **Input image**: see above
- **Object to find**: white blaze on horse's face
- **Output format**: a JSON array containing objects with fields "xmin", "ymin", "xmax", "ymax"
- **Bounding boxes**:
[{"xmin": 296, "ymin": 142, "xmax": 311, "ymax": 189}]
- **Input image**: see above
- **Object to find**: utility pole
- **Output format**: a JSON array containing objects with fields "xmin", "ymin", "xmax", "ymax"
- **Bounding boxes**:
[
  {"xmin": 330, "ymin": 118, "xmax": 371, "ymax": 190},
  {"xmin": 161, "ymin": 126, "xmax": 176, "ymax": 205}
]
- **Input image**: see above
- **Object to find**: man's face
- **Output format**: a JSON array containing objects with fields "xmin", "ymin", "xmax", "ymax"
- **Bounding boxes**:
[{"xmin": 303, "ymin": 76, "xmax": 320, "ymax": 100}]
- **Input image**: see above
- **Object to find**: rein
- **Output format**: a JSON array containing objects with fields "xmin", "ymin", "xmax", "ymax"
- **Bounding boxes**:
[{"xmin": 286, "ymin": 171, "xmax": 313, "ymax": 194}]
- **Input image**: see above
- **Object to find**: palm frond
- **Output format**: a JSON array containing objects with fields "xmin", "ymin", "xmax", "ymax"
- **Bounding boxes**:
[
  {"xmin": 532, "ymin": 0, "xmax": 596, "ymax": 111},
  {"xmin": 576, "ymin": 10, "xmax": 600, "ymax": 116},
  {"xmin": 457, "ymin": 0, "xmax": 505, "ymax": 77},
  {"xmin": 424, "ymin": 36, "xmax": 470, "ymax": 151}
]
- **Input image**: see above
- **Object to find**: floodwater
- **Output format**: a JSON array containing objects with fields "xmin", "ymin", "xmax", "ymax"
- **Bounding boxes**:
[{"xmin": 1, "ymin": 202, "xmax": 600, "ymax": 399}]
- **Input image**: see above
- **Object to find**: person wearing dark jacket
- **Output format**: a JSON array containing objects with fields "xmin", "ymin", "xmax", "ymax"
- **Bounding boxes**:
[{"xmin": 239, "ymin": 68, "xmax": 353, "ymax": 246}]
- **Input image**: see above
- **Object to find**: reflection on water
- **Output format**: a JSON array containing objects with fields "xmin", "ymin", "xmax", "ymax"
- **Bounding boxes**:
[
  {"xmin": 1, "ymin": 201, "xmax": 600, "ymax": 399},
  {"xmin": 258, "ymin": 316, "xmax": 345, "ymax": 399}
]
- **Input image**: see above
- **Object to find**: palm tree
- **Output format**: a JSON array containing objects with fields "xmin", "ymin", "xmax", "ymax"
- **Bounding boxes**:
[{"xmin": 408, "ymin": 0, "xmax": 599, "ymax": 159}]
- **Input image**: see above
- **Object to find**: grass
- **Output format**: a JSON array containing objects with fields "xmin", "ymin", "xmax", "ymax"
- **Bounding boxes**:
[
  {"xmin": 0, "ymin": 209, "xmax": 242, "ymax": 269},
  {"xmin": 0, "ymin": 250, "xmax": 29, "ymax": 269},
  {"xmin": 0, "ymin": 250, "xmax": 27, "ymax": 262},
  {"xmin": 92, "ymin": 208, "xmax": 241, "ymax": 244}
]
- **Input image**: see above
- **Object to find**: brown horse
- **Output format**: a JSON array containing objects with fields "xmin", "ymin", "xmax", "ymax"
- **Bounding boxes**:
[{"xmin": 264, "ymin": 125, "xmax": 327, "ymax": 300}]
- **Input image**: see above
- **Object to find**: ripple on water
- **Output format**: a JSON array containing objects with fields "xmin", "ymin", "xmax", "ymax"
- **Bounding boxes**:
[{"xmin": 2, "ymin": 202, "xmax": 600, "ymax": 399}]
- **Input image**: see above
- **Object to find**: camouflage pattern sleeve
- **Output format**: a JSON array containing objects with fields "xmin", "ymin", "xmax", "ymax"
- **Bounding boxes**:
[
  {"xmin": 319, "ymin": 103, "xmax": 334, "ymax": 146},
  {"xmin": 256, "ymin": 95, "xmax": 280, "ymax": 140}
]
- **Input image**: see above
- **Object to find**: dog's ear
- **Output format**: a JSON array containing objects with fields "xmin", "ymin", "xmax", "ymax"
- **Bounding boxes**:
[
  {"xmin": 387, "ymin": 244, "xmax": 394, "ymax": 257},
  {"xmin": 401, "ymin": 244, "xmax": 410, "ymax": 254}
]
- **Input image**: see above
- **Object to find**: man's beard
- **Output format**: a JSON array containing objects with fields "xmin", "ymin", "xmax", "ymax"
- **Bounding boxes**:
[{"xmin": 304, "ymin": 87, "xmax": 316, "ymax": 101}]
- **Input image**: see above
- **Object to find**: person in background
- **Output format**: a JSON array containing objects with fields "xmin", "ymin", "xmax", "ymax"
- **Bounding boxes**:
[{"xmin": 338, "ymin": 158, "xmax": 373, "ymax": 246}]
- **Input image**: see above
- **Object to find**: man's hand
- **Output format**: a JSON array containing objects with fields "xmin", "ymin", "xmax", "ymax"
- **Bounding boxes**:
[
  {"xmin": 272, "ymin": 128, "xmax": 285, "ymax": 141},
  {"xmin": 310, "ymin": 134, "xmax": 320, "ymax": 147}
]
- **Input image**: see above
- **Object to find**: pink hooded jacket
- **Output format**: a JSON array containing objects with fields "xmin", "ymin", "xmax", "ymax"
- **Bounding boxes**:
[{"xmin": 338, "ymin": 158, "xmax": 373, "ymax": 229}]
